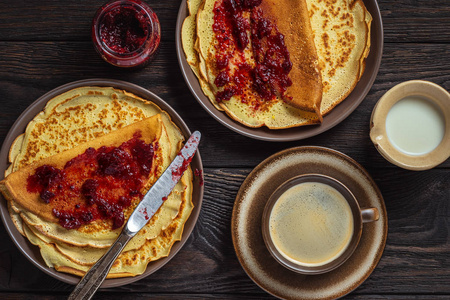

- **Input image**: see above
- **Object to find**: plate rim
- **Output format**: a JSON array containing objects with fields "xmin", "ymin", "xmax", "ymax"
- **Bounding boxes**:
[
  {"xmin": 0, "ymin": 78, "xmax": 204, "ymax": 288},
  {"xmin": 231, "ymin": 146, "xmax": 388, "ymax": 299},
  {"xmin": 175, "ymin": 0, "xmax": 384, "ymax": 142}
]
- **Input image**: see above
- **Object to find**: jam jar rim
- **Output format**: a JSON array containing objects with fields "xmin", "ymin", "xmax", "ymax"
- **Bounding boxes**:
[{"xmin": 92, "ymin": 0, "xmax": 160, "ymax": 60}]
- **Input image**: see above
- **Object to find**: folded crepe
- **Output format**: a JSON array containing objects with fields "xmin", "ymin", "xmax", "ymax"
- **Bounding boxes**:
[
  {"xmin": 190, "ymin": 0, "xmax": 323, "ymax": 129},
  {"xmin": 1, "ymin": 86, "xmax": 195, "ymax": 278},
  {"xmin": 258, "ymin": 0, "xmax": 323, "ymax": 114},
  {"xmin": 1, "ymin": 115, "xmax": 165, "ymax": 224},
  {"xmin": 305, "ymin": 0, "xmax": 372, "ymax": 115},
  {"xmin": 182, "ymin": 0, "xmax": 372, "ymax": 128}
]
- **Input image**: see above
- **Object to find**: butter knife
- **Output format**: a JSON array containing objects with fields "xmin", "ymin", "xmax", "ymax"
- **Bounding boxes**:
[{"xmin": 68, "ymin": 130, "xmax": 201, "ymax": 300}]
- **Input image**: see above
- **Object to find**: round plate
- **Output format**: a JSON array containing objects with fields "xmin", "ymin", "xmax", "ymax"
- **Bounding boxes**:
[
  {"xmin": 176, "ymin": 0, "xmax": 383, "ymax": 141},
  {"xmin": 231, "ymin": 146, "xmax": 388, "ymax": 299},
  {"xmin": 0, "ymin": 79, "xmax": 204, "ymax": 288}
]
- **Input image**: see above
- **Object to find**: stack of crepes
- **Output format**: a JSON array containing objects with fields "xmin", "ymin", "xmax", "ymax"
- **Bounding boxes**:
[
  {"xmin": 181, "ymin": 0, "xmax": 372, "ymax": 129},
  {"xmin": 0, "ymin": 87, "xmax": 194, "ymax": 278}
]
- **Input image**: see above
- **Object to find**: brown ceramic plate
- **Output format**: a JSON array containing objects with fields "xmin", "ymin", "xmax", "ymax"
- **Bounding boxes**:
[
  {"xmin": 231, "ymin": 146, "xmax": 388, "ymax": 299},
  {"xmin": 0, "ymin": 79, "xmax": 204, "ymax": 288},
  {"xmin": 176, "ymin": 0, "xmax": 383, "ymax": 141}
]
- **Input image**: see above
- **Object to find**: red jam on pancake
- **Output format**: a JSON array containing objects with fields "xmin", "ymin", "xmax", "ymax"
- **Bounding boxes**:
[
  {"xmin": 1, "ymin": 115, "xmax": 165, "ymax": 228},
  {"xmin": 212, "ymin": 0, "xmax": 294, "ymax": 108},
  {"xmin": 0, "ymin": 94, "xmax": 195, "ymax": 278},
  {"xmin": 26, "ymin": 132, "xmax": 158, "ymax": 230}
]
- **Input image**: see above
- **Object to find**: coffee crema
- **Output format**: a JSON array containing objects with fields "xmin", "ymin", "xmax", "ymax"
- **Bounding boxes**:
[{"xmin": 269, "ymin": 182, "xmax": 354, "ymax": 266}]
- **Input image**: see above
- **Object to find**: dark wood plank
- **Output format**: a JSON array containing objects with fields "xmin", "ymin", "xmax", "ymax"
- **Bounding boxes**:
[
  {"xmin": 0, "ymin": 1, "xmax": 175, "ymax": 42},
  {"xmin": 0, "ymin": 0, "xmax": 448, "ymax": 298},
  {"xmin": 380, "ymin": 0, "xmax": 450, "ymax": 43},
  {"xmin": 0, "ymin": 168, "xmax": 448, "ymax": 297},
  {"xmin": 0, "ymin": 42, "xmax": 448, "ymax": 169},
  {"xmin": 2, "ymin": 293, "xmax": 450, "ymax": 300},
  {"xmin": 0, "ymin": 293, "xmax": 275, "ymax": 300},
  {"xmin": 0, "ymin": 0, "xmax": 448, "ymax": 43}
]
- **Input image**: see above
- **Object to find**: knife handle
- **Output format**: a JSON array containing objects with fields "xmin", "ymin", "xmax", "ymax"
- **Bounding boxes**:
[{"xmin": 68, "ymin": 231, "xmax": 132, "ymax": 300}]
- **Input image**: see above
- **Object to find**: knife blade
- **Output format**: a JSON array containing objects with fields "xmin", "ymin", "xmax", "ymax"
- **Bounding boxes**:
[{"xmin": 68, "ymin": 130, "xmax": 201, "ymax": 300}]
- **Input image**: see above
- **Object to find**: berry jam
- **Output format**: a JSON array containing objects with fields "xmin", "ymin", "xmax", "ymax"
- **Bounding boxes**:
[
  {"xmin": 92, "ymin": 0, "xmax": 161, "ymax": 68},
  {"xmin": 194, "ymin": 169, "xmax": 204, "ymax": 186},
  {"xmin": 212, "ymin": 0, "xmax": 292, "ymax": 106},
  {"xmin": 250, "ymin": 8, "xmax": 292, "ymax": 100},
  {"xmin": 100, "ymin": 6, "xmax": 148, "ymax": 54},
  {"xmin": 27, "ymin": 132, "xmax": 158, "ymax": 230}
]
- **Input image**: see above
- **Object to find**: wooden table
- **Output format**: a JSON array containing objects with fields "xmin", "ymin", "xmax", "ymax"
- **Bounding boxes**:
[{"xmin": 0, "ymin": 0, "xmax": 448, "ymax": 299}]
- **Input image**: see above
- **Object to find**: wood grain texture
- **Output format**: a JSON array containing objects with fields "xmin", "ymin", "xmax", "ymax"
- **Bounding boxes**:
[
  {"xmin": 1, "ymin": 294, "xmax": 450, "ymax": 300},
  {"xmin": 0, "ymin": 0, "xmax": 448, "ymax": 43},
  {"xmin": 0, "ymin": 0, "xmax": 448, "ymax": 299},
  {"xmin": 0, "ymin": 42, "xmax": 448, "ymax": 168},
  {"xmin": 0, "ymin": 169, "xmax": 448, "ymax": 298}
]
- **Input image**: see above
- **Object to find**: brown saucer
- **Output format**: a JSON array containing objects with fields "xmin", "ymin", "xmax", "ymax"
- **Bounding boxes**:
[
  {"xmin": 176, "ymin": 0, "xmax": 383, "ymax": 141},
  {"xmin": 231, "ymin": 146, "xmax": 387, "ymax": 299},
  {"xmin": 0, "ymin": 79, "xmax": 204, "ymax": 288}
]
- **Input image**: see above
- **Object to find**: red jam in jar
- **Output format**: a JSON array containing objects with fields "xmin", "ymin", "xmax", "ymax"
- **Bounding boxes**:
[{"xmin": 92, "ymin": 0, "xmax": 161, "ymax": 68}]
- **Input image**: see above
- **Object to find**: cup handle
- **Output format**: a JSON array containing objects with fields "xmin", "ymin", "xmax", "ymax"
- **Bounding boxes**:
[{"xmin": 361, "ymin": 207, "xmax": 379, "ymax": 223}]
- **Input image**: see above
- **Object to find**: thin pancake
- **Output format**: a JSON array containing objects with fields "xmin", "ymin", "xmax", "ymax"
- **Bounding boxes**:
[
  {"xmin": 5, "ymin": 87, "xmax": 190, "ymax": 249},
  {"xmin": 181, "ymin": 0, "xmax": 203, "ymax": 77},
  {"xmin": 7, "ymin": 87, "xmax": 184, "ymax": 173},
  {"xmin": 196, "ymin": 0, "xmax": 322, "ymax": 128},
  {"xmin": 182, "ymin": 0, "xmax": 225, "ymax": 111},
  {"xmin": 16, "ymin": 173, "xmax": 185, "ymax": 249},
  {"xmin": 183, "ymin": 0, "xmax": 371, "ymax": 129},
  {"xmin": 22, "ymin": 168, "xmax": 194, "ymax": 278},
  {"xmin": 1, "ymin": 116, "xmax": 165, "ymax": 224},
  {"xmin": 258, "ymin": 0, "xmax": 323, "ymax": 115},
  {"xmin": 2, "ymin": 86, "xmax": 195, "ymax": 277},
  {"xmin": 306, "ymin": 0, "xmax": 371, "ymax": 114}
]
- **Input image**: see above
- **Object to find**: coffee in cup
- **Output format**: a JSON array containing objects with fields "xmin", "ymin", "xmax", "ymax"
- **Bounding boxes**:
[{"xmin": 262, "ymin": 174, "xmax": 379, "ymax": 274}]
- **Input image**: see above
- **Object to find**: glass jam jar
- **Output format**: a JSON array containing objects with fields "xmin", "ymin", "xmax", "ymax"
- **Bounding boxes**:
[{"xmin": 92, "ymin": 0, "xmax": 161, "ymax": 68}]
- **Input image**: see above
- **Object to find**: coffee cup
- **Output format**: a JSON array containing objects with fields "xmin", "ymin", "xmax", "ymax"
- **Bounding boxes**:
[{"xmin": 261, "ymin": 174, "xmax": 379, "ymax": 275}]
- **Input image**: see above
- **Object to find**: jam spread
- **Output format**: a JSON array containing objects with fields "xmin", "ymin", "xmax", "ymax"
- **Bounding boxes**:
[
  {"xmin": 212, "ymin": 0, "xmax": 293, "ymax": 106},
  {"xmin": 194, "ymin": 169, "xmax": 204, "ymax": 186},
  {"xmin": 27, "ymin": 132, "xmax": 158, "ymax": 230},
  {"xmin": 99, "ymin": 5, "xmax": 149, "ymax": 54}
]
